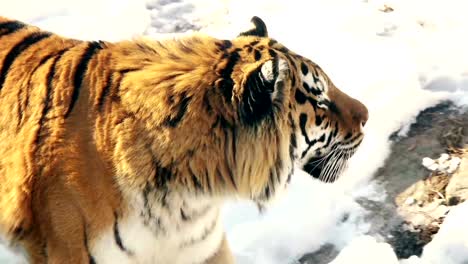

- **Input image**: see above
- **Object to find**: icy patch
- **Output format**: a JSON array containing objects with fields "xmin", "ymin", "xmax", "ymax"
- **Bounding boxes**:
[{"xmin": 422, "ymin": 154, "xmax": 462, "ymax": 174}]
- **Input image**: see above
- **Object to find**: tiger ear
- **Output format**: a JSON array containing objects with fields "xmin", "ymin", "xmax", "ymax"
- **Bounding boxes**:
[
  {"xmin": 238, "ymin": 16, "xmax": 268, "ymax": 37},
  {"xmin": 239, "ymin": 58, "xmax": 289, "ymax": 125}
]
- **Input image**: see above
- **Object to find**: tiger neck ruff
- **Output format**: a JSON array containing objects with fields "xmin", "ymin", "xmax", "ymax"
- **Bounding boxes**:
[{"xmin": 0, "ymin": 16, "xmax": 368, "ymax": 264}]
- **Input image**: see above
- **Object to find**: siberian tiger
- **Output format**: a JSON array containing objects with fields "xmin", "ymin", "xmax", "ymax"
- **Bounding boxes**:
[{"xmin": 0, "ymin": 16, "xmax": 368, "ymax": 263}]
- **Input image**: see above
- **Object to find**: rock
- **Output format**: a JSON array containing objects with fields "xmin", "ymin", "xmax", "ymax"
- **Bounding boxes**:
[
  {"xmin": 395, "ymin": 173, "xmax": 449, "ymax": 210},
  {"xmin": 387, "ymin": 223, "xmax": 428, "ymax": 258}
]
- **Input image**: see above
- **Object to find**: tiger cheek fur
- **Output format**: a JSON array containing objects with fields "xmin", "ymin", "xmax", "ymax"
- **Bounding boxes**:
[{"xmin": 0, "ymin": 15, "xmax": 367, "ymax": 264}]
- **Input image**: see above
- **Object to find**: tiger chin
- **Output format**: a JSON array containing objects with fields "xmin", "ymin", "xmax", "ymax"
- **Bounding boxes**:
[{"xmin": 0, "ymin": 16, "xmax": 368, "ymax": 264}]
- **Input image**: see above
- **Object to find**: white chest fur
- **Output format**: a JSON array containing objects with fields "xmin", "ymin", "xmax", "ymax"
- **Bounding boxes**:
[{"xmin": 91, "ymin": 190, "xmax": 224, "ymax": 264}]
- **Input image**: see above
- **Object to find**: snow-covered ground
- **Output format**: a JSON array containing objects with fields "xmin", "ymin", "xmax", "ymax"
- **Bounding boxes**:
[{"xmin": 1, "ymin": 0, "xmax": 468, "ymax": 263}]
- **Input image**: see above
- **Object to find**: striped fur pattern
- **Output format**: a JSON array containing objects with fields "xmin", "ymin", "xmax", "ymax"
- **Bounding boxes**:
[{"xmin": 0, "ymin": 16, "xmax": 368, "ymax": 263}]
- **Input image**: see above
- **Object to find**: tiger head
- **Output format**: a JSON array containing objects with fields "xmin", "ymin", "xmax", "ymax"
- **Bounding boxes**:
[{"xmin": 223, "ymin": 17, "xmax": 368, "ymax": 193}]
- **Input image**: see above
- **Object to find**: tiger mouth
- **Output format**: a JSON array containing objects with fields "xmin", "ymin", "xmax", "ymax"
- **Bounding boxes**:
[
  {"xmin": 302, "ymin": 156, "xmax": 325, "ymax": 180},
  {"xmin": 301, "ymin": 147, "xmax": 356, "ymax": 183}
]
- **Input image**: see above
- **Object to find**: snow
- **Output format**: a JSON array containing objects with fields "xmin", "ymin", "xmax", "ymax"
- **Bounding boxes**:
[
  {"xmin": 330, "ymin": 236, "xmax": 399, "ymax": 264},
  {"xmin": 419, "ymin": 201, "xmax": 468, "ymax": 264},
  {"xmin": 222, "ymin": 171, "xmax": 373, "ymax": 264},
  {"xmin": 1, "ymin": 0, "xmax": 150, "ymax": 41},
  {"xmin": 339, "ymin": 201, "xmax": 468, "ymax": 264},
  {"xmin": 1, "ymin": 0, "xmax": 468, "ymax": 263}
]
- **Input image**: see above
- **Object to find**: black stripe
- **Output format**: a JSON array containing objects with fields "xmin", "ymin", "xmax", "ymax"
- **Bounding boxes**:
[
  {"xmin": 113, "ymin": 212, "xmax": 131, "ymax": 254},
  {"xmin": 344, "ymin": 133, "xmax": 362, "ymax": 144},
  {"xmin": 295, "ymin": 89, "xmax": 307, "ymax": 104},
  {"xmin": 142, "ymin": 183, "xmax": 153, "ymax": 219},
  {"xmin": 203, "ymin": 92, "xmax": 213, "ymax": 114},
  {"xmin": 189, "ymin": 169, "xmax": 204, "ymax": 191},
  {"xmin": 163, "ymin": 92, "xmax": 191, "ymax": 127},
  {"xmin": 97, "ymin": 71, "xmax": 113, "ymax": 112},
  {"xmin": 299, "ymin": 113, "xmax": 327, "ymax": 159},
  {"xmin": 215, "ymin": 166, "xmax": 226, "ymax": 187},
  {"xmin": 205, "ymin": 171, "xmax": 212, "ymax": 193},
  {"xmin": 231, "ymin": 127, "xmax": 237, "ymax": 165},
  {"xmin": 223, "ymin": 127, "xmax": 238, "ymax": 191},
  {"xmin": 154, "ymin": 161, "xmax": 172, "ymax": 187},
  {"xmin": 268, "ymin": 39, "xmax": 278, "ymax": 46},
  {"xmin": 254, "ymin": 49, "xmax": 261, "ymax": 61},
  {"xmin": 160, "ymin": 190, "xmax": 170, "ymax": 208},
  {"xmin": 227, "ymin": 164, "xmax": 237, "ymax": 190},
  {"xmin": 317, "ymin": 133, "xmax": 326, "ymax": 142},
  {"xmin": 327, "ymin": 101, "xmax": 340, "ymax": 115},
  {"xmin": 18, "ymin": 53, "xmax": 60, "ymax": 129},
  {"xmin": 299, "ymin": 113, "xmax": 311, "ymax": 143},
  {"xmin": 0, "ymin": 21, "xmax": 25, "ymax": 37},
  {"xmin": 273, "ymin": 143, "xmax": 284, "ymax": 184},
  {"xmin": 315, "ymin": 115, "xmax": 323, "ymax": 126},
  {"xmin": 180, "ymin": 208, "xmax": 190, "ymax": 221},
  {"xmin": 263, "ymin": 184, "xmax": 271, "ymax": 200},
  {"xmin": 0, "ymin": 32, "xmax": 51, "ymax": 91},
  {"xmin": 332, "ymin": 123, "xmax": 339, "ymax": 138},
  {"xmin": 344, "ymin": 132, "xmax": 352, "ymax": 140},
  {"xmin": 249, "ymin": 40, "xmax": 260, "ymax": 46},
  {"xmin": 301, "ymin": 139, "xmax": 318, "ymax": 159},
  {"xmin": 268, "ymin": 49, "xmax": 277, "ymax": 58},
  {"xmin": 310, "ymin": 86, "xmax": 322, "ymax": 96},
  {"xmin": 34, "ymin": 49, "xmax": 69, "ymax": 145},
  {"xmin": 302, "ymin": 82, "xmax": 311, "ymax": 93},
  {"xmin": 300, "ymin": 62, "xmax": 309, "ymax": 75},
  {"xmin": 65, "ymin": 41, "xmax": 103, "ymax": 118},
  {"xmin": 266, "ymin": 170, "xmax": 276, "ymax": 197},
  {"xmin": 217, "ymin": 49, "xmax": 240, "ymax": 100},
  {"xmin": 215, "ymin": 40, "xmax": 232, "ymax": 50},
  {"xmin": 289, "ymin": 114, "xmax": 297, "ymax": 161},
  {"xmin": 180, "ymin": 219, "xmax": 217, "ymax": 248},
  {"xmin": 96, "ymin": 68, "xmax": 134, "ymax": 111}
]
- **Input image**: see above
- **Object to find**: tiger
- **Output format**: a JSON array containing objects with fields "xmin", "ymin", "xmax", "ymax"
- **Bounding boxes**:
[{"xmin": 0, "ymin": 15, "xmax": 368, "ymax": 264}]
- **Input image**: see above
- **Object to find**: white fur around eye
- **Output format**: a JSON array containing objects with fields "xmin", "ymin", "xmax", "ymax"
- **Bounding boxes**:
[{"xmin": 260, "ymin": 60, "xmax": 274, "ymax": 82}]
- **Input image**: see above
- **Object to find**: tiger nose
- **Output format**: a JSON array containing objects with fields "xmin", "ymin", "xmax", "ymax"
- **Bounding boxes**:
[{"xmin": 353, "ymin": 99, "xmax": 369, "ymax": 127}]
